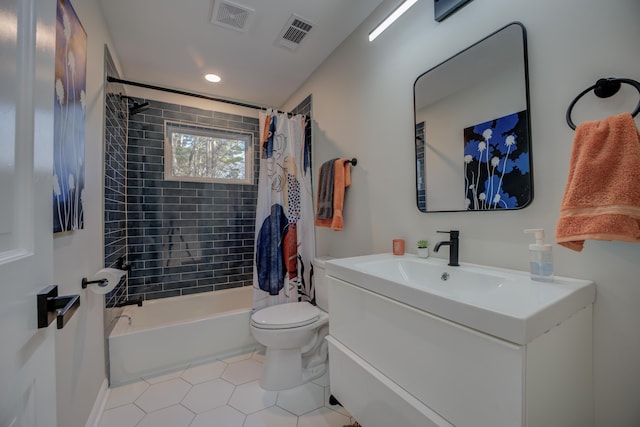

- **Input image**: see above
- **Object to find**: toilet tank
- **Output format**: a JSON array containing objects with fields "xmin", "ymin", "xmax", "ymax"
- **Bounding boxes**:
[{"xmin": 313, "ymin": 257, "xmax": 333, "ymax": 311}]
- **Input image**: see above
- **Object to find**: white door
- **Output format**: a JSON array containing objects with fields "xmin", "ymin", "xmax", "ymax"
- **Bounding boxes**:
[{"xmin": 0, "ymin": 0, "xmax": 58, "ymax": 425}]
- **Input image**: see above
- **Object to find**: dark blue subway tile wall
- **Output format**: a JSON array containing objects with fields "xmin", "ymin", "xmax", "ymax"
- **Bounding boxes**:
[
  {"xmin": 125, "ymin": 99, "xmax": 260, "ymax": 301},
  {"xmin": 290, "ymin": 95, "xmax": 312, "ymax": 117},
  {"xmin": 104, "ymin": 87, "xmax": 312, "ymax": 304},
  {"xmin": 103, "ymin": 46, "xmax": 128, "ymax": 308}
]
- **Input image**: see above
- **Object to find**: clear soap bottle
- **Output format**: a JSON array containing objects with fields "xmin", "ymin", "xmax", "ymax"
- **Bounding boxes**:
[{"xmin": 524, "ymin": 229, "xmax": 554, "ymax": 282}]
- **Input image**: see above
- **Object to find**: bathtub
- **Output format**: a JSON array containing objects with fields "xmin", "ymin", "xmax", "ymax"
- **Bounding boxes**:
[{"xmin": 108, "ymin": 286, "xmax": 258, "ymax": 386}]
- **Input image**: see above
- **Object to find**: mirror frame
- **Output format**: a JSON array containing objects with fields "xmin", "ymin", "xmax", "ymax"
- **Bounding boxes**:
[{"xmin": 414, "ymin": 22, "xmax": 533, "ymax": 213}]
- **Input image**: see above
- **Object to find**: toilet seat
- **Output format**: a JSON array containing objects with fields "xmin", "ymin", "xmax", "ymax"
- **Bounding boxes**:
[{"xmin": 251, "ymin": 302, "xmax": 321, "ymax": 330}]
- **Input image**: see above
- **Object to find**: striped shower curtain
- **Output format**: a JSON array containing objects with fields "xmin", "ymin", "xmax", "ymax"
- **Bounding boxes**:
[{"xmin": 253, "ymin": 111, "xmax": 315, "ymax": 311}]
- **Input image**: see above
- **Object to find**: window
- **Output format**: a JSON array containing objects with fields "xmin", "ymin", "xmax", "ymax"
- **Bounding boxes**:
[{"xmin": 164, "ymin": 121, "xmax": 253, "ymax": 184}]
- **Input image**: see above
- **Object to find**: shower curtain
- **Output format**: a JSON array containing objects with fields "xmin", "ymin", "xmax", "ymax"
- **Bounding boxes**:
[{"xmin": 253, "ymin": 111, "xmax": 315, "ymax": 311}]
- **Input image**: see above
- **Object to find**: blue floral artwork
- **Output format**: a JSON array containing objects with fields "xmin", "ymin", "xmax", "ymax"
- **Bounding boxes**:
[
  {"xmin": 463, "ymin": 111, "xmax": 531, "ymax": 210},
  {"xmin": 53, "ymin": 0, "xmax": 86, "ymax": 232}
]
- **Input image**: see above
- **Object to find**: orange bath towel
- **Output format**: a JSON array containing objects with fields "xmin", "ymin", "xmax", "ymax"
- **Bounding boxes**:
[
  {"xmin": 315, "ymin": 158, "xmax": 351, "ymax": 231},
  {"xmin": 556, "ymin": 112, "xmax": 640, "ymax": 251}
]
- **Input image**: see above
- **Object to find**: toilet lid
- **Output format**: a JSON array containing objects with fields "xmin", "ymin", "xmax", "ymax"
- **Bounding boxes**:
[{"xmin": 251, "ymin": 302, "xmax": 321, "ymax": 329}]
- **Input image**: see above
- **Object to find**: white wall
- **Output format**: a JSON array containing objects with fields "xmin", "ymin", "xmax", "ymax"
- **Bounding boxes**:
[
  {"xmin": 52, "ymin": 0, "xmax": 119, "ymax": 426},
  {"xmin": 283, "ymin": 0, "xmax": 640, "ymax": 424}
]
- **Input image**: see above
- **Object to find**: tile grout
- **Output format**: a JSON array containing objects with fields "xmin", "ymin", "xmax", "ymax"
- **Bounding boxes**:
[{"xmin": 100, "ymin": 349, "xmax": 354, "ymax": 427}]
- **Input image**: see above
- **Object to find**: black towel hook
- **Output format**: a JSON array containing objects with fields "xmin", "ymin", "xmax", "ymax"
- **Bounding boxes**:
[{"xmin": 566, "ymin": 77, "xmax": 640, "ymax": 130}]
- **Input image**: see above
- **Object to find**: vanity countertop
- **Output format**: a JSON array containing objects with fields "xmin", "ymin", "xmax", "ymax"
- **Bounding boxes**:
[{"xmin": 326, "ymin": 253, "xmax": 595, "ymax": 344}]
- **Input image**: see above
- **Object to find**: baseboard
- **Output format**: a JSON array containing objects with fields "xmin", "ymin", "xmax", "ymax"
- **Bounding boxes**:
[{"xmin": 85, "ymin": 378, "xmax": 109, "ymax": 427}]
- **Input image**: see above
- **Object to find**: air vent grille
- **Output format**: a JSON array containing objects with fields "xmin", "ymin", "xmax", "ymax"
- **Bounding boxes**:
[
  {"xmin": 282, "ymin": 27, "xmax": 306, "ymax": 44},
  {"xmin": 211, "ymin": 0, "xmax": 254, "ymax": 32},
  {"xmin": 291, "ymin": 19, "xmax": 312, "ymax": 33},
  {"xmin": 276, "ymin": 14, "xmax": 313, "ymax": 50}
]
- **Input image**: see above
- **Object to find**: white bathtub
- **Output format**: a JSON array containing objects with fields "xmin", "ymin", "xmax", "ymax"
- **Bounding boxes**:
[{"xmin": 108, "ymin": 286, "xmax": 258, "ymax": 386}]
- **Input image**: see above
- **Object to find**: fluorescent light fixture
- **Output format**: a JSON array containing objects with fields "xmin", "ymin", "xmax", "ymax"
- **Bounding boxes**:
[
  {"xmin": 205, "ymin": 73, "xmax": 222, "ymax": 83},
  {"xmin": 368, "ymin": 0, "xmax": 418, "ymax": 42}
]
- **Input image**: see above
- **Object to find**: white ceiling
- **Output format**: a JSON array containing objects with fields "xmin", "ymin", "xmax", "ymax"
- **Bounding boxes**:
[{"xmin": 100, "ymin": 0, "xmax": 384, "ymax": 108}]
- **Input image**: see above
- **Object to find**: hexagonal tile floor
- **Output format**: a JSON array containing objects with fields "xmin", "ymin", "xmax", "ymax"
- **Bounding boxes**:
[{"xmin": 98, "ymin": 349, "xmax": 356, "ymax": 427}]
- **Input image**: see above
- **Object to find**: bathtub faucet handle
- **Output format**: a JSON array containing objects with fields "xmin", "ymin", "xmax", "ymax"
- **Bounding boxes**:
[
  {"xmin": 116, "ymin": 256, "xmax": 132, "ymax": 272},
  {"xmin": 113, "ymin": 314, "xmax": 132, "ymax": 326}
]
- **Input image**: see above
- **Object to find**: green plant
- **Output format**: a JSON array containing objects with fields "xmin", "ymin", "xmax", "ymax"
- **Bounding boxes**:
[{"xmin": 417, "ymin": 240, "xmax": 429, "ymax": 248}]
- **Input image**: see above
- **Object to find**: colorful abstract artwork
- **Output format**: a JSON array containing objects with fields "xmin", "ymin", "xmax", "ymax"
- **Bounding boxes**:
[
  {"xmin": 53, "ymin": 0, "xmax": 86, "ymax": 232},
  {"xmin": 463, "ymin": 111, "xmax": 531, "ymax": 210}
]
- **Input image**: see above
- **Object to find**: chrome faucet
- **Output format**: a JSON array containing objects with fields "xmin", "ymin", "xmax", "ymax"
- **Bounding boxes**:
[
  {"xmin": 434, "ymin": 230, "xmax": 460, "ymax": 266},
  {"xmin": 113, "ymin": 314, "xmax": 132, "ymax": 325}
]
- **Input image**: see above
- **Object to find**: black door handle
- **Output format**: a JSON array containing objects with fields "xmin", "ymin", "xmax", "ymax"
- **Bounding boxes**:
[{"xmin": 37, "ymin": 285, "xmax": 80, "ymax": 329}]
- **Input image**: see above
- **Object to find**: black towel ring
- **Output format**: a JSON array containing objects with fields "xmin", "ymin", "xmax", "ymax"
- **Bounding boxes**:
[{"xmin": 566, "ymin": 77, "xmax": 640, "ymax": 130}]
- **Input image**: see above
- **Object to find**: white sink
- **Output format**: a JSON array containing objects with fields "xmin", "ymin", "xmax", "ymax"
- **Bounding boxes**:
[
  {"xmin": 327, "ymin": 253, "xmax": 595, "ymax": 344},
  {"xmin": 354, "ymin": 257, "xmax": 506, "ymax": 293}
]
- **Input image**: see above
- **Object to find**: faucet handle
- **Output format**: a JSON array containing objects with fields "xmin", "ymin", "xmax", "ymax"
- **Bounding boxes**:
[{"xmin": 437, "ymin": 230, "xmax": 459, "ymax": 237}]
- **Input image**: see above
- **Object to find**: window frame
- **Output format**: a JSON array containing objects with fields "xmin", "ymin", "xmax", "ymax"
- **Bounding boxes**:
[{"xmin": 163, "ymin": 120, "xmax": 254, "ymax": 184}]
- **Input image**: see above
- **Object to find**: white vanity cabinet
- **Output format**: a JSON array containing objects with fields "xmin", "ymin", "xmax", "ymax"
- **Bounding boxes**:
[{"xmin": 327, "ymin": 276, "xmax": 594, "ymax": 427}]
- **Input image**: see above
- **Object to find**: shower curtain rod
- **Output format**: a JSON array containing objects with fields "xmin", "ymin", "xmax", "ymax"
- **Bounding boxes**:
[{"xmin": 106, "ymin": 76, "xmax": 299, "ymax": 116}]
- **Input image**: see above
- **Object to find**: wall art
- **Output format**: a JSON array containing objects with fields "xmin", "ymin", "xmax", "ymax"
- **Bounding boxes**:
[
  {"xmin": 463, "ymin": 110, "xmax": 531, "ymax": 210},
  {"xmin": 53, "ymin": 0, "xmax": 86, "ymax": 232}
]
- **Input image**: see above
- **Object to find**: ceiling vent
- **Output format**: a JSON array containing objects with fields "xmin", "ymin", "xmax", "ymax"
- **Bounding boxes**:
[
  {"xmin": 275, "ymin": 14, "xmax": 313, "ymax": 50},
  {"xmin": 211, "ymin": 0, "xmax": 255, "ymax": 32}
]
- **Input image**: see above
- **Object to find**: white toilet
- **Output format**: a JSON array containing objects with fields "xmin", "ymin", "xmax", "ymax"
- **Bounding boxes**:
[{"xmin": 250, "ymin": 257, "xmax": 332, "ymax": 390}]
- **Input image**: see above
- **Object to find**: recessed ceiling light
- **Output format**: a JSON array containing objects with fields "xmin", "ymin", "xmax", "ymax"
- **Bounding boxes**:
[{"xmin": 205, "ymin": 73, "xmax": 222, "ymax": 83}]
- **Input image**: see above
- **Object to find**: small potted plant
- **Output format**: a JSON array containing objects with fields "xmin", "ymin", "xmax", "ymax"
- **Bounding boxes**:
[{"xmin": 417, "ymin": 240, "xmax": 429, "ymax": 258}]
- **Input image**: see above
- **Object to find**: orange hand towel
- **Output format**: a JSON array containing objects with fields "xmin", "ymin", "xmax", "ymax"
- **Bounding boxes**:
[
  {"xmin": 556, "ymin": 112, "xmax": 640, "ymax": 251},
  {"xmin": 315, "ymin": 158, "xmax": 351, "ymax": 231}
]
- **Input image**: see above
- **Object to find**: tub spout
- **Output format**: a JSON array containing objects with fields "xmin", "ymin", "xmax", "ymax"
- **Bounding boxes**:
[{"xmin": 114, "ymin": 297, "xmax": 143, "ymax": 307}]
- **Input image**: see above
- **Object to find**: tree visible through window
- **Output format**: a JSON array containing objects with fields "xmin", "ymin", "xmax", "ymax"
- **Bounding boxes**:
[{"xmin": 165, "ymin": 121, "xmax": 253, "ymax": 183}]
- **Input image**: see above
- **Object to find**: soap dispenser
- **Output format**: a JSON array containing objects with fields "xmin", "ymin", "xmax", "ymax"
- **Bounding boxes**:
[{"xmin": 524, "ymin": 229, "xmax": 554, "ymax": 282}]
